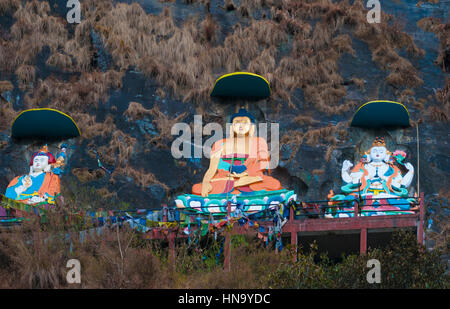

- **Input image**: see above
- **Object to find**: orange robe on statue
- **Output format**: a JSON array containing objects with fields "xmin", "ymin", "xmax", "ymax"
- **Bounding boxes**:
[
  {"xmin": 5, "ymin": 172, "xmax": 61, "ymax": 204},
  {"xmin": 192, "ymin": 137, "xmax": 281, "ymax": 195}
]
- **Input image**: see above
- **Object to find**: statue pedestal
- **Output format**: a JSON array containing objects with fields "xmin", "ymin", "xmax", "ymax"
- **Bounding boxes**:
[
  {"xmin": 326, "ymin": 195, "xmax": 416, "ymax": 218},
  {"xmin": 175, "ymin": 189, "xmax": 297, "ymax": 215}
]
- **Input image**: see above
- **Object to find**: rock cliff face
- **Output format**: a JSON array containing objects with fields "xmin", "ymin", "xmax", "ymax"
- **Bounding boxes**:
[{"xmin": 0, "ymin": 0, "xmax": 448, "ymax": 231}]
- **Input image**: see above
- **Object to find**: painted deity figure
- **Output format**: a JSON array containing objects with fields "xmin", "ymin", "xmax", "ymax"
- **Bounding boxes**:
[
  {"xmin": 176, "ymin": 109, "xmax": 296, "ymax": 214},
  {"xmin": 329, "ymin": 137, "xmax": 415, "ymax": 216},
  {"xmin": 5, "ymin": 145, "xmax": 67, "ymax": 205},
  {"xmin": 192, "ymin": 108, "xmax": 281, "ymax": 197}
]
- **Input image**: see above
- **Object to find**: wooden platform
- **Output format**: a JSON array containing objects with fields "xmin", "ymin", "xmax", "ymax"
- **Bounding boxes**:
[{"xmin": 143, "ymin": 193, "xmax": 425, "ymax": 270}]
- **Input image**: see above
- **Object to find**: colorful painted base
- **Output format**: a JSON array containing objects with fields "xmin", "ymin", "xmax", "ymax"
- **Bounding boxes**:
[
  {"xmin": 328, "ymin": 194, "xmax": 415, "ymax": 218},
  {"xmin": 175, "ymin": 189, "xmax": 297, "ymax": 215},
  {"xmin": 325, "ymin": 209, "xmax": 415, "ymax": 218}
]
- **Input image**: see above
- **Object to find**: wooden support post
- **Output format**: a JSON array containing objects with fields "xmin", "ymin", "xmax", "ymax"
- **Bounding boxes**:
[
  {"xmin": 417, "ymin": 192, "xmax": 424, "ymax": 246},
  {"xmin": 291, "ymin": 231, "xmax": 298, "ymax": 262},
  {"xmin": 224, "ymin": 201, "xmax": 231, "ymax": 272},
  {"xmin": 290, "ymin": 202, "xmax": 294, "ymax": 221},
  {"xmin": 161, "ymin": 205, "xmax": 175, "ymax": 267},
  {"xmin": 162, "ymin": 204, "xmax": 168, "ymax": 222},
  {"xmin": 360, "ymin": 228, "xmax": 367, "ymax": 255}
]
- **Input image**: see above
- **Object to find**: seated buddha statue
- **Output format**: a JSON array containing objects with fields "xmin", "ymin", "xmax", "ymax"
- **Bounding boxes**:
[
  {"xmin": 193, "ymin": 108, "xmax": 281, "ymax": 197},
  {"xmin": 4, "ymin": 144, "xmax": 67, "ymax": 205},
  {"xmin": 328, "ymin": 137, "xmax": 415, "ymax": 217},
  {"xmin": 176, "ymin": 109, "xmax": 296, "ymax": 214}
]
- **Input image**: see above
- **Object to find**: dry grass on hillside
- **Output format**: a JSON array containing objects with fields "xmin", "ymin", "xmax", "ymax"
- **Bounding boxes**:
[
  {"xmin": 0, "ymin": 216, "xmax": 278, "ymax": 288},
  {"xmin": 79, "ymin": 0, "xmax": 361, "ymax": 113},
  {"xmin": 72, "ymin": 168, "xmax": 106, "ymax": 183},
  {"xmin": 418, "ymin": 17, "xmax": 449, "ymax": 72},
  {"xmin": 427, "ymin": 78, "xmax": 449, "ymax": 122},
  {"xmin": 123, "ymin": 101, "xmax": 154, "ymax": 121},
  {"xmin": 4, "ymin": 1, "xmax": 68, "ymax": 72},
  {"xmin": 112, "ymin": 167, "xmax": 169, "ymax": 191},
  {"xmin": 15, "ymin": 64, "xmax": 36, "ymax": 90},
  {"xmin": 25, "ymin": 70, "xmax": 123, "ymax": 111},
  {"xmin": 292, "ymin": 115, "xmax": 319, "ymax": 126},
  {"xmin": 0, "ymin": 219, "xmax": 168, "ymax": 288},
  {"xmin": 45, "ymin": 52, "xmax": 73, "ymax": 71},
  {"xmin": 124, "ymin": 102, "xmax": 187, "ymax": 149},
  {"xmin": 1, "ymin": 0, "xmax": 430, "ymax": 114},
  {"xmin": 281, "ymin": 121, "xmax": 349, "ymax": 162},
  {"xmin": 0, "ymin": 0, "xmax": 20, "ymax": 14},
  {"xmin": 86, "ymin": 127, "xmax": 171, "ymax": 193},
  {"xmin": 89, "ymin": 1, "xmax": 290, "ymax": 107},
  {"xmin": 435, "ymin": 79, "xmax": 450, "ymax": 105},
  {"xmin": 97, "ymin": 130, "xmax": 137, "ymax": 166},
  {"xmin": 0, "ymin": 217, "xmax": 446, "ymax": 289},
  {"xmin": 268, "ymin": 0, "xmax": 423, "ymax": 112},
  {"xmin": 73, "ymin": 114, "xmax": 115, "ymax": 140},
  {"xmin": 96, "ymin": 187, "xmax": 118, "ymax": 200},
  {"xmin": 0, "ymin": 101, "xmax": 16, "ymax": 131},
  {"xmin": 0, "ymin": 80, "xmax": 13, "ymax": 93},
  {"xmin": 84, "ymin": 128, "xmax": 168, "ymax": 193}
]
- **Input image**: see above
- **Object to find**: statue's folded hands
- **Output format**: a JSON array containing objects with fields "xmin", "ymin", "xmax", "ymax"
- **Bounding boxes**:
[{"xmin": 228, "ymin": 171, "xmax": 248, "ymax": 178}]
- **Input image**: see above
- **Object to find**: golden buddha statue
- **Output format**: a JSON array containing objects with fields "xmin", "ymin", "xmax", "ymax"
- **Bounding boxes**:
[
  {"xmin": 176, "ymin": 109, "xmax": 295, "ymax": 214},
  {"xmin": 193, "ymin": 108, "xmax": 281, "ymax": 197}
]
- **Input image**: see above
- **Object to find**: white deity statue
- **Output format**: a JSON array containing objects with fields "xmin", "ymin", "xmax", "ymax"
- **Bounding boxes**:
[
  {"xmin": 329, "ymin": 137, "xmax": 415, "ymax": 212},
  {"xmin": 5, "ymin": 145, "xmax": 67, "ymax": 205}
]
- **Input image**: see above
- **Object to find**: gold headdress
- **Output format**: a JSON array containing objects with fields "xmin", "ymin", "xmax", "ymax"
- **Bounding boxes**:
[
  {"xmin": 364, "ymin": 136, "xmax": 391, "ymax": 157},
  {"xmin": 371, "ymin": 136, "xmax": 386, "ymax": 148}
]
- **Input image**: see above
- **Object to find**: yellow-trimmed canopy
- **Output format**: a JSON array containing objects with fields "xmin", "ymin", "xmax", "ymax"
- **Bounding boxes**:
[
  {"xmin": 12, "ymin": 108, "xmax": 81, "ymax": 139},
  {"xmin": 211, "ymin": 72, "xmax": 271, "ymax": 99},
  {"xmin": 351, "ymin": 100, "xmax": 410, "ymax": 128}
]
